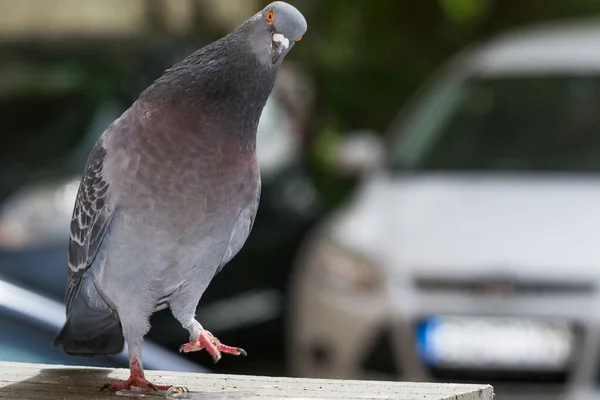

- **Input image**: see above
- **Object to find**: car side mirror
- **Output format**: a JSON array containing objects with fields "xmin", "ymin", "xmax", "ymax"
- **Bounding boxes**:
[{"xmin": 333, "ymin": 130, "xmax": 384, "ymax": 176}]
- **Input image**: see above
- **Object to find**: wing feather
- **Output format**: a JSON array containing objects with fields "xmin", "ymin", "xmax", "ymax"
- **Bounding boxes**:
[
  {"xmin": 213, "ymin": 183, "xmax": 261, "ymax": 277},
  {"xmin": 65, "ymin": 135, "xmax": 115, "ymax": 313}
]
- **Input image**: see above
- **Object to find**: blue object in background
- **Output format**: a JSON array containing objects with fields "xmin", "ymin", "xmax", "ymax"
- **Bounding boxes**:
[{"xmin": 416, "ymin": 316, "xmax": 441, "ymax": 367}]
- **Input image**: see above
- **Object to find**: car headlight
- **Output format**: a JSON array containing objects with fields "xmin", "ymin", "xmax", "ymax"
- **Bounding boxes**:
[{"xmin": 315, "ymin": 239, "xmax": 382, "ymax": 292}]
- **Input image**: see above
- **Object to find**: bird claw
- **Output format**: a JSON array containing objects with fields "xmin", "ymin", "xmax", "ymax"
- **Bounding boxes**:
[
  {"xmin": 179, "ymin": 330, "xmax": 247, "ymax": 363},
  {"xmin": 100, "ymin": 375, "xmax": 171, "ymax": 392}
]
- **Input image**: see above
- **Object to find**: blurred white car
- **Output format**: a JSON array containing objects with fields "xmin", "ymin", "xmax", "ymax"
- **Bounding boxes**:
[{"xmin": 288, "ymin": 19, "xmax": 600, "ymax": 400}]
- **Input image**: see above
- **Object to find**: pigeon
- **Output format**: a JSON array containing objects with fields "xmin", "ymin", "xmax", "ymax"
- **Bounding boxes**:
[{"xmin": 53, "ymin": 1, "xmax": 307, "ymax": 392}]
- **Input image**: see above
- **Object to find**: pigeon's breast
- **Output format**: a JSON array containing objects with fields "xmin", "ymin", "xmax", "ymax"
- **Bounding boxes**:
[
  {"xmin": 108, "ymin": 129, "xmax": 258, "ymax": 234},
  {"xmin": 94, "ymin": 97, "xmax": 263, "ymax": 306},
  {"xmin": 95, "ymin": 148, "xmax": 260, "ymax": 301}
]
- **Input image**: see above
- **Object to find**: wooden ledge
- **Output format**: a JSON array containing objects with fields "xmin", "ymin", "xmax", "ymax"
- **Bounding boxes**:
[{"xmin": 0, "ymin": 361, "xmax": 493, "ymax": 400}]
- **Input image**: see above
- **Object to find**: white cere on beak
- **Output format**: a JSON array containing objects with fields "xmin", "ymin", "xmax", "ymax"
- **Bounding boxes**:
[{"xmin": 272, "ymin": 33, "xmax": 290, "ymax": 50}]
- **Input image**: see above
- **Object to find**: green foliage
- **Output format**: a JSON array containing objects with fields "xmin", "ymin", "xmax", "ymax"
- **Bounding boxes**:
[
  {"xmin": 291, "ymin": 0, "xmax": 451, "ymax": 136},
  {"xmin": 287, "ymin": 0, "xmax": 600, "ymax": 140},
  {"xmin": 439, "ymin": 0, "xmax": 489, "ymax": 24}
]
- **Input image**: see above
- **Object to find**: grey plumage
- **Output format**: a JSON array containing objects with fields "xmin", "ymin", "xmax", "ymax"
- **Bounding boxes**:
[
  {"xmin": 56, "ymin": 136, "xmax": 121, "ymax": 356},
  {"xmin": 54, "ymin": 1, "xmax": 306, "ymax": 390}
]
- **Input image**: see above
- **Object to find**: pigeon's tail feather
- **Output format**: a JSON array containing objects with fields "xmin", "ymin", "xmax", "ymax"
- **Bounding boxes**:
[
  {"xmin": 53, "ymin": 291, "xmax": 124, "ymax": 357},
  {"xmin": 54, "ymin": 315, "xmax": 123, "ymax": 357}
]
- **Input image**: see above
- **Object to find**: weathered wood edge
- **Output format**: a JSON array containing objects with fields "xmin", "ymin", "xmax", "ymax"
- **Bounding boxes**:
[{"xmin": 0, "ymin": 361, "xmax": 494, "ymax": 400}]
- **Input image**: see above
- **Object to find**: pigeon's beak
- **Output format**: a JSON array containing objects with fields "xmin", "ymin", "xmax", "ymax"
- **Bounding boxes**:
[{"xmin": 271, "ymin": 33, "xmax": 290, "ymax": 64}]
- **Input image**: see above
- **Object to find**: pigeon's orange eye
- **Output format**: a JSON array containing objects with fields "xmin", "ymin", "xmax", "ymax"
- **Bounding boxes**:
[
  {"xmin": 266, "ymin": 10, "xmax": 274, "ymax": 23},
  {"xmin": 295, "ymin": 36, "xmax": 303, "ymax": 42}
]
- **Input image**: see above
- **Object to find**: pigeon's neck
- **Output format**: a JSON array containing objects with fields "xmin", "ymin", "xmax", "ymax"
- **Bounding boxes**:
[{"xmin": 139, "ymin": 33, "xmax": 277, "ymax": 141}]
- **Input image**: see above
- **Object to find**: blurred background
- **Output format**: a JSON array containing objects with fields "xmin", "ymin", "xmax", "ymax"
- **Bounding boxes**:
[{"xmin": 4, "ymin": 0, "xmax": 600, "ymax": 399}]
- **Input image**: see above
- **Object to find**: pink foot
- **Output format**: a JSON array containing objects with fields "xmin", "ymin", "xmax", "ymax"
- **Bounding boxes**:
[
  {"xmin": 100, "ymin": 359, "xmax": 171, "ymax": 392},
  {"xmin": 179, "ymin": 330, "xmax": 247, "ymax": 363}
]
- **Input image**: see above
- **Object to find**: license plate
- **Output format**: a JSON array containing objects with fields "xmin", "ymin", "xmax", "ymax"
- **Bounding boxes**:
[{"xmin": 416, "ymin": 316, "xmax": 575, "ymax": 370}]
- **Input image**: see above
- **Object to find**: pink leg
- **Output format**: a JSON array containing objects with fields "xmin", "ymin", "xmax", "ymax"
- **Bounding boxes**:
[
  {"xmin": 101, "ymin": 357, "xmax": 171, "ymax": 392},
  {"xmin": 179, "ymin": 329, "xmax": 247, "ymax": 363}
]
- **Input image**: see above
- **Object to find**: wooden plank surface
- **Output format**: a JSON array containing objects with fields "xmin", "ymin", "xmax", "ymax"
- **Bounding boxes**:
[{"xmin": 0, "ymin": 361, "xmax": 493, "ymax": 400}]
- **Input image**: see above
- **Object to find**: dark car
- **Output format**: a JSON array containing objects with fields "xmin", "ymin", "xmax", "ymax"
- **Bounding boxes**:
[{"xmin": 0, "ymin": 35, "xmax": 322, "ymax": 374}]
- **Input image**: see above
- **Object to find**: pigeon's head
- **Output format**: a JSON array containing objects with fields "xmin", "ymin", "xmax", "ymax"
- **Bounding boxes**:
[{"xmin": 243, "ymin": 1, "xmax": 307, "ymax": 65}]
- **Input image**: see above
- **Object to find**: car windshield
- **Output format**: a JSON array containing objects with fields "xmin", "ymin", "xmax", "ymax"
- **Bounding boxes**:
[{"xmin": 391, "ymin": 74, "xmax": 600, "ymax": 172}]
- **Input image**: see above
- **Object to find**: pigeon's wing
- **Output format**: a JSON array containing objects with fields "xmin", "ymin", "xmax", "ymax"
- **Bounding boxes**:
[
  {"xmin": 65, "ymin": 135, "xmax": 115, "ymax": 313},
  {"xmin": 214, "ymin": 184, "xmax": 262, "ymax": 277}
]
